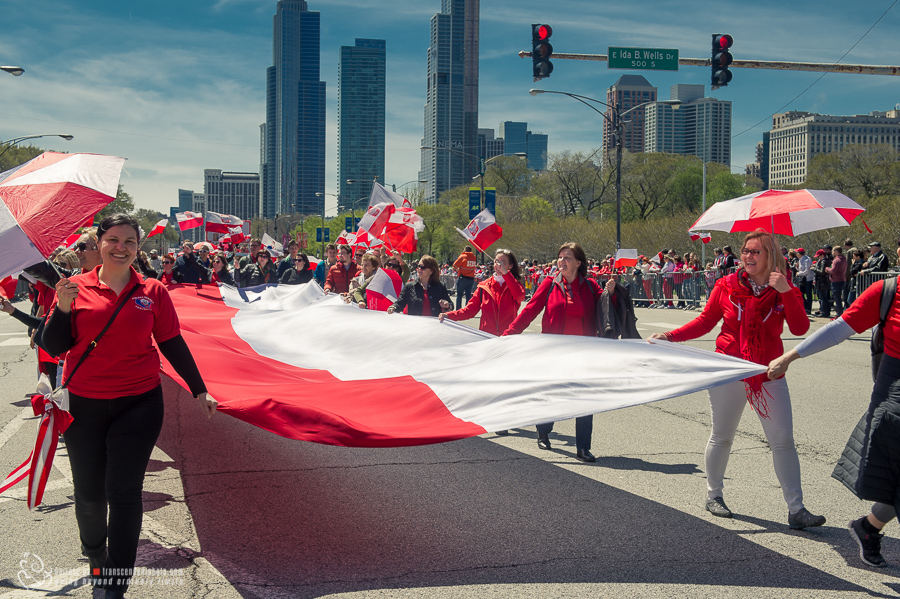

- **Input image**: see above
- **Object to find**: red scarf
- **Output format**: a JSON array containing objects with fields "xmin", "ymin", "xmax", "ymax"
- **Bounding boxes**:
[{"xmin": 729, "ymin": 271, "xmax": 779, "ymax": 419}]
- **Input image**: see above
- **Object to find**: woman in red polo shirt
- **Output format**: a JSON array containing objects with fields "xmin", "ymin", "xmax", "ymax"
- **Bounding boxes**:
[
  {"xmin": 768, "ymin": 250, "xmax": 900, "ymax": 568},
  {"xmin": 439, "ymin": 248, "xmax": 526, "ymax": 336},
  {"xmin": 502, "ymin": 242, "xmax": 603, "ymax": 462},
  {"xmin": 649, "ymin": 229, "xmax": 825, "ymax": 530},
  {"xmin": 42, "ymin": 214, "xmax": 217, "ymax": 598}
]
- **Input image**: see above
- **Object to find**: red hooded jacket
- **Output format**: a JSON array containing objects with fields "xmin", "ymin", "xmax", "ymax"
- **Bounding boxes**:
[{"xmin": 444, "ymin": 271, "xmax": 525, "ymax": 335}]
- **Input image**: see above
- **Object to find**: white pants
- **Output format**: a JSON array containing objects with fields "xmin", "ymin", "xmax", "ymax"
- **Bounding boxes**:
[{"xmin": 706, "ymin": 377, "xmax": 805, "ymax": 513}]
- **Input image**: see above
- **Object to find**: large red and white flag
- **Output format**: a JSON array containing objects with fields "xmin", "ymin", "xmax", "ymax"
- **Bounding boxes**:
[
  {"xmin": 369, "ymin": 181, "xmax": 412, "ymax": 209},
  {"xmin": 159, "ymin": 283, "xmax": 766, "ymax": 447},
  {"xmin": 205, "ymin": 211, "xmax": 243, "ymax": 233},
  {"xmin": 147, "ymin": 218, "xmax": 168, "ymax": 238},
  {"xmin": 364, "ymin": 267, "xmax": 401, "ymax": 311},
  {"xmin": 381, "ymin": 207, "xmax": 424, "ymax": 253},
  {"xmin": 455, "ymin": 209, "xmax": 502, "ymax": 253},
  {"xmin": 175, "ymin": 211, "xmax": 203, "ymax": 231},
  {"xmin": 614, "ymin": 249, "xmax": 639, "ymax": 269},
  {"xmin": 357, "ymin": 202, "xmax": 394, "ymax": 240}
]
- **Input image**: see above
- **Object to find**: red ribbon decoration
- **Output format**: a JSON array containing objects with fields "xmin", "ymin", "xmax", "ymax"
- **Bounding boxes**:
[{"xmin": 0, "ymin": 392, "xmax": 74, "ymax": 509}]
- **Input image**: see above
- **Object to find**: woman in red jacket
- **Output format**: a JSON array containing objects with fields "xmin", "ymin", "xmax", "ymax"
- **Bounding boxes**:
[
  {"xmin": 439, "ymin": 248, "xmax": 525, "ymax": 336},
  {"xmin": 502, "ymin": 242, "xmax": 602, "ymax": 462},
  {"xmin": 649, "ymin": 229, "xmax": 825, "ymax": 529}
]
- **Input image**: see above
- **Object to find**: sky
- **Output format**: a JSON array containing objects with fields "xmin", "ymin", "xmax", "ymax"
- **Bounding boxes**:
[{"xmin": 2, "ymin": 0, "xmax": 899, "ymax": 215}]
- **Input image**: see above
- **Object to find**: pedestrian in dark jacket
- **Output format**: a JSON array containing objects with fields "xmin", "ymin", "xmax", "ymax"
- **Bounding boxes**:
[
  {"xmin": 280, "ymin": 253, "xmax": 313, "ymax": 285},
  {"xmin": 210, "ymin": 253, "xmax": 235, "ymax": 286},
  {"xmin": 173, "ymin": 241, "xmax": 210, "ymax": 284},
  {"xmin": 597, "ymin": 280, "xmax": 641, "ymax": 339},
  {"xmin": 388, "ymin": 255, "xmax": 452, "ymax": 316},
  {"xmin": 239, "ymin": 249, "xmax": 278, "ymax": 286},
  {"xmin": 768, "ymin": 260, "xmax": 900, "ymax": 567}
]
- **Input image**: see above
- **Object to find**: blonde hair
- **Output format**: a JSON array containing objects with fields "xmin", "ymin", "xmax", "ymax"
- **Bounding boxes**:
[{"xmin": 742, "ymin": 229, "xmax": 787, "ymax": 276}]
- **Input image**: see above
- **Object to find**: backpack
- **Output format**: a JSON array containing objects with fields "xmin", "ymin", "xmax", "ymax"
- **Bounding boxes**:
[{"xmin": 871, "ymin": 276, "xmax": 898, "ymax": 382}]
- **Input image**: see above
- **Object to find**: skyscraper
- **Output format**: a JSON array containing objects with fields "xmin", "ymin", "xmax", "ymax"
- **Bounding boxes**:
[
  {"xmin": 644, "ymin": 84, "xmax": 732, "ymax": 165},
  {"xmin": 419, "ymin": 0, "xmax": 479, "ymax": 203},
  {"xmin": 499, "ymin": 121, "xmax": 548, "ymax": 171},
  {"xmin": 263, "ymin": 0, "xmax": 325, "ymax": 219},
  {"xmin": 338, "ymin": 39, "xmax": 386, "ymax": 205},
  {"xmin": 603, "ymin": 75, "xmax": 657, "ymax": 165}
]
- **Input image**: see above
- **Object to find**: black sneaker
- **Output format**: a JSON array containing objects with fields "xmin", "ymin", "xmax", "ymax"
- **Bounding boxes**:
[
  {"xmin": 705, "ymin": 497, "xmax": 732, "ymax": 518},
  {"xmin": 788, "ymin": 507, "xmax": 826, "ymax": 529},
  {"xmin": 848, "ymin": 517, "xmax": 887, "ymax": 567}
]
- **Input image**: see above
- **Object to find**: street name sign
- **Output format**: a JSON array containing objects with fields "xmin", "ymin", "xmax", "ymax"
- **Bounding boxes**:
[{"xmin": 608, "ymin": 47, "xmax": 679, "ymax": 71}]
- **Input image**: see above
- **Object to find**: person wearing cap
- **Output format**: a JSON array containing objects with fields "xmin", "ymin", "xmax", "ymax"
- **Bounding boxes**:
[
  {"xmin": 452, "ymin": 246, "xmax": 478, "ymax": 310},
  {"xmin": 173, "ymin": 241, "xmax": 210, "ymax": 285},
  {"xmin": 148, "ymin": 249, "xmax": 161, "ymax": 271},
  {"xmin": 862, "ymin": 242, "xmax": 890, "ymax": 275}
]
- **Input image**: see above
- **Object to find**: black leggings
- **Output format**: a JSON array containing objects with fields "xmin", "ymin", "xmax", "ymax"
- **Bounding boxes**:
[{"xmin": 63, "ymin": 385, "xmax": 164, "ymax": 591}]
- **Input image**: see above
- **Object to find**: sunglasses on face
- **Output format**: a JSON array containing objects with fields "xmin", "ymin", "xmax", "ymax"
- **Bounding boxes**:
[
  {"xmin": 416, "ymin": 264, "xmax": 426, "ymax": 270},
  {"xmin": 163, "ymin": 261, "xmax": 173, "ymax": 265},
  {"xmin": 75, "ymin": 242, "xmax": 96, "ymax": 252},
  {"xmin": 741, "ymin": 249, "xmax": 762, "ymax": 256}
]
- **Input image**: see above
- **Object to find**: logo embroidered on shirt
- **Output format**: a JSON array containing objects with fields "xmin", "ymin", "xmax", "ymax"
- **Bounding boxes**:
[{"xmin": 134, "ymin": 296, "xmax": 154, "ymax": 311}]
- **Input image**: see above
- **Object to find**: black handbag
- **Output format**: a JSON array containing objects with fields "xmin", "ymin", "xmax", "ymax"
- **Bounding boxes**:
[{"xmin": 871, "ymin": 276, "xmax": 898, "ymax": 382}]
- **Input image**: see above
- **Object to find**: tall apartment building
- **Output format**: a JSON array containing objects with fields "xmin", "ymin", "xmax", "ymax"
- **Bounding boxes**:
[
  {"xmin": 603, "ymin": 75, "xmax": 657, "ymax": 165},
  {"xmin": 767, "ymin": 109, "xmax": 900, "ymax": 187},
  {"xmin": 190, "ymin": 192, "xmax": 206, "ymax": 243},
  {"xmin": 263, "ymin": 0, "xmax": 325, "ymax": 218},
  {"xmin": 169, "ymin": 189, "xmax": 202, "ymax": 242},
  {"xmin": 204, "ymin": 170, "xmax": 260, "ymax": 221},
  {"xmin": 419, "ymin": 0, "xmax": 480, "ymax": 203},
  {"xmin": 338, "ymin": 39, "xmax": 386, "ymax": 204},
  {"xmin": 644, "ymin": 84, "xmax": 731, "ymax": 165}
]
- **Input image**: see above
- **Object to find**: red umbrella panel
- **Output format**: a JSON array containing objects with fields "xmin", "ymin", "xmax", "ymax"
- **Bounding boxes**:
[
  {"xmin": 689, "ymin": 189, "xmax": 865, "ymax": 236},
  {"xmin": 0, "ymin": 152, "xmax": 126, "ymax": 280}
]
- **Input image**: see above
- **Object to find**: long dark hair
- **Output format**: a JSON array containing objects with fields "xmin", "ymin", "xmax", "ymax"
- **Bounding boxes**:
[
  {"xmin": 495, "ymin": 248, "xmax": 522, "ymax": 283},
  {"xmin": 418, "ymin": 255, "xmax": 440, "ymax": 285},
  {"xmin": 97, "ymin": 214, "xmax": 140, "ymax": 241}
]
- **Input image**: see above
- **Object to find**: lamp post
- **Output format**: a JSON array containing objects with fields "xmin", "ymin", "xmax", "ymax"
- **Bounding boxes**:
[
  {"xmin": 471, "ymin": 153, "xmax": 527, "ymax": 211},
  {"xmin": 1, "ymin": 66, "xmax": 24, "ymax": 76},
  {"xmin": 0, "ymin": 133, "xmax": 74, "ymax": 161},
  {"xmin": 529, "ymin": 89, "xmax": 681, "ymax": 249},
  {"xmin": 315, "ymin": 192, "xmax": 345, "ymax": 257}
]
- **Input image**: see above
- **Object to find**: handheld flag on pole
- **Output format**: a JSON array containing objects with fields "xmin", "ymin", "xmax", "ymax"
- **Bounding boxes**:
[
  {"xmin": 455, "ymin": 209, "xmax": 502, "ymax": 253},
  {"xmin": 175, "ymin": 211, "xmax": 203, "ymax": 231},
  {"xmin": 147, "ymin": 218, "xmax": 168, "ymax": 238}
]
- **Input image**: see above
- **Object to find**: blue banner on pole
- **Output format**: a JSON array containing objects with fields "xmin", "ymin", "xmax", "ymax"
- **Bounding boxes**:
[
  {"xmin": 316, "ymin": 228, "xmax": 323, "ymax": 242},
  {"xmin": 345, "ymin": 217, "xmax": 353, "ymax": 232},
  {"xmin": 324, "ymin": 228, "xmax": 330, "ymax": 242},
  {"xmin": 468, "ymin": 188, "xmax": 481, "ymax": 220},
  {"xmin": 484, "ymin": 188, "xmax": 496, "ymax": 215}
]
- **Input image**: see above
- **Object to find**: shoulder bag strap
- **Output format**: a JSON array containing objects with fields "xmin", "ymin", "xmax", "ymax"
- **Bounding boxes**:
[
  {"xmin": 880, "ymin": 276, "xmax": 898, "ymax": 325},
  {"xmin": 60, "ymin": 283, "xmax": 141, "ymax": 390}
]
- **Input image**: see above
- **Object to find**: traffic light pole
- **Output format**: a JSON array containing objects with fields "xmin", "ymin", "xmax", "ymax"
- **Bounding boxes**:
[{"xmin": 519, "ymin": 51, "xmax": 900, "ymax": 76}]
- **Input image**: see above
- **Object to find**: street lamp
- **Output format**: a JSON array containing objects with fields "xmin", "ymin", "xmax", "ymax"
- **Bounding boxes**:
[
  {"xmin": 315, "ymin": 192, "xmax": 345, "ymax": 256},
  {"xmin": 529, "ymin": 88, "xmax": 681, "ymax": 249},
  {"xmin": 0, "ymin": 133, "xmax": 74, "ymax": 161},
  {"xmin": 1, "ymin": 66, "xmax": 24, "ymax": 76}
]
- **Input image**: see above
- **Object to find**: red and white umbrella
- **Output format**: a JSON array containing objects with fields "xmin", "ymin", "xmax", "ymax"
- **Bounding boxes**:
[
  {"xmin": 0, "ymin": 152, "xmax": 126, "ymax": 279},
  {"xmin": 689, "ymin": 189, "xmax": 865, "ymax": 236}
]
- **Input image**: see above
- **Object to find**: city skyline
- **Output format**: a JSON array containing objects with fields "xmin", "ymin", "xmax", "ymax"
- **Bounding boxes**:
[{"xmin": 2, "ymin": 0, "xmax": 899, "ymax": 215}]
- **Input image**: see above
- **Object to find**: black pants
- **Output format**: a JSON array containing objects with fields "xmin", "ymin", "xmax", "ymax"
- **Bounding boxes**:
[
  {"xmin": 63, "ymin": 385, "xmax": 164, "ymax": 592},
  {"xmin": 536, "ymin": 415, "xmax": 593, "ymax": 450}
]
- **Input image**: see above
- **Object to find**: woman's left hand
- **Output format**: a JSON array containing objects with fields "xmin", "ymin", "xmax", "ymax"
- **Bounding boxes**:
[
  {"xmin": 196, "ymin": 392, "xmax": 218, "ymax": 417},
  {"xmin": 605, "ymin": 279, "xmax": 616, "ymax": 294},
  {"xmin": 769, "ymin": 271, "xmax": 791, "ymax": 293},
  {"xmin": 439, "ymin": 299, "xmax": 450, "ymax": 310}
]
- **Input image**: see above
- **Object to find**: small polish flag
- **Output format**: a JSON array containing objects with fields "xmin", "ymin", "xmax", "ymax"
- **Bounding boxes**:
[
  {"xmin": 614, "ymin": 249, "xmax": 639, "ymax": 269},
  {"xmin": 147, "ymin": 218, "xmax": 169, "ymax": 238},
  {"xmin": 364, "ymin": 267, "xmax": 401, "ymax": 311},
  {"xmin": 689, "ymin": 232, "xmax": 701, "ymax": 241},
  {"xmin": 455, "ymin": 209, "xmax": 503, "ymax": 253},
  {"xmin": 175, "ymin": 211, "xmax": 203, "ymax": 231},
  {"xmin": 205, "ymin": 211, "xmax": 243, "ymax": 234},
  {"xmin": 700, "ymin": 233, "xmax": 712, "ymax": 244}
]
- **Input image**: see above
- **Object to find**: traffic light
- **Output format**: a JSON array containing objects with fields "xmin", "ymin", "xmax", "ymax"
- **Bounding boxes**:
[
  {"xmin": 711, "ymin": 34, "xmax": 734, "ymax": 88},
  {"xmin": 532, "ymin": 24, "xmax": 553, "ymax": 80}
]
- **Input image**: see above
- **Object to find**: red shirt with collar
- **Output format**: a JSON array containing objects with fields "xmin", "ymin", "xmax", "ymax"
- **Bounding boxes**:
[
  {"xmin": 842, "ymin": 279, "xmax": 900, "ymax": 359},
  {"xmin": 53, "ymin": 266, "xmax": 181, "ymax": 399}
]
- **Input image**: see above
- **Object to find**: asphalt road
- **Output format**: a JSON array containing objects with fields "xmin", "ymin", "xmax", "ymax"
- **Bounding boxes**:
[{"xmin": 1, "ymin": 300, "xmax": 898, "ymax": 599}]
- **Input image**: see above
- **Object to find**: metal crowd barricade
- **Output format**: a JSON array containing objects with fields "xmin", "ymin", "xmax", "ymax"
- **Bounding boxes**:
[
  {"xmin": 441, "ymin": 274, "xmax": 457, "ymax": 294},
  {"xmin": 849, "ymin": 270, "xmax": 899, "ymax": 304},
  {"xmin": 609, "ymin": 267, "xmax": 738, "ymax": 310}
]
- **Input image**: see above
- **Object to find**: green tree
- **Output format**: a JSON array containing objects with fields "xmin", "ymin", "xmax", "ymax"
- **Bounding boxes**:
[
  {"xmin": 547, "ymin": 150, "xmax": 613, "ymax": 218},
  {"xmin": 621, "ymin": 153, "xmax": 681, "ymax": 220},
  {"xmin": 97, "ymin": 184, "xmax": 136, "ymax": 220},
  {"xmin": 484, "ymin": 156, "xmax": 532, "ymax": 196},
  {"xmin": 0, "ymin": 144, "xmax": 43, "ymax": 172},
  {"xmin": 806, "ymin": 144, "xmax": 900, "ymax": 200}
]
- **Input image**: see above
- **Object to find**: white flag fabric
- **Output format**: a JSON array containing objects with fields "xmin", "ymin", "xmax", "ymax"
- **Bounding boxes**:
[
  {"xmin": 162, "ymin": 282, "xmax": 766, "ymax": 447},
  {"xmin": 369, "ymin": 181, "xmax": 411, "ymax": 208}
]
